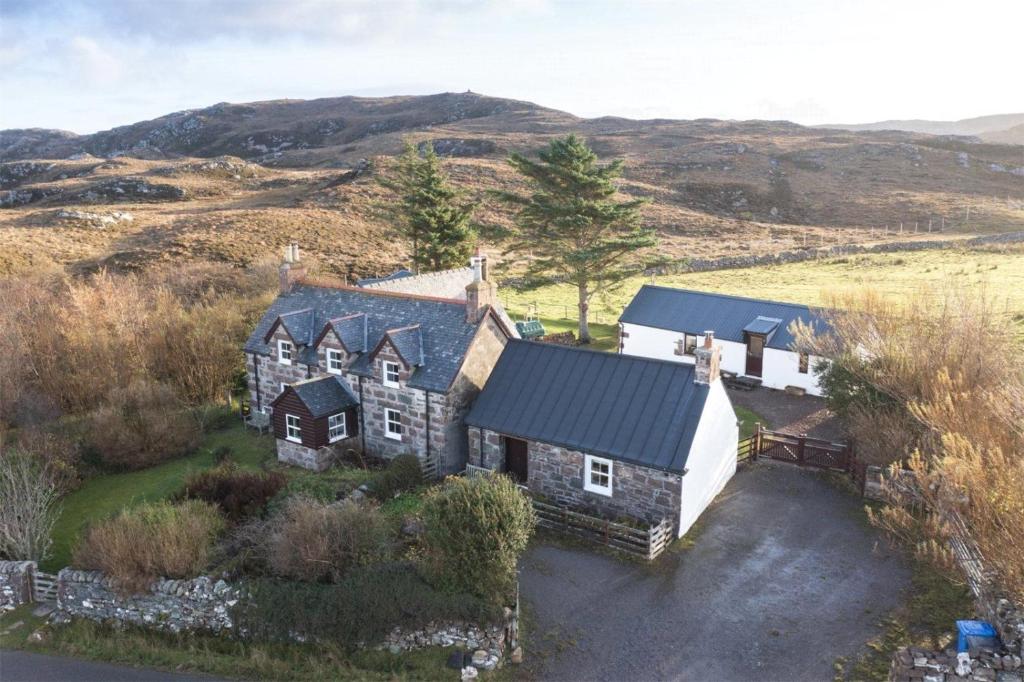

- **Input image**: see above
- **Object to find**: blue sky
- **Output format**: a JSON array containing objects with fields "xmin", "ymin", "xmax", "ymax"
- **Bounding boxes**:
[{"xmin": 1, "ymin": 0, "xmax": 1021, "ymax": 133}]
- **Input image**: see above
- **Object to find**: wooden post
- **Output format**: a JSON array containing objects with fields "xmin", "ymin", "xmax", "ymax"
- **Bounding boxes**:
[
  {"xmin": 797, "ymin": 434, "xmax": 806, "ymax": 465},
  {"xmin": 754, "ymin": 423, "xmax": 762, "ymax": 460}
]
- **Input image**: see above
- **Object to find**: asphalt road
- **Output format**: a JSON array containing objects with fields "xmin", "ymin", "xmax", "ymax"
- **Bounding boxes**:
[
  {"xmin": 0, "ymin": 650, "xmax": 220, "ymax": 682},
  {"xmin": 519, "ymin": 462, "xmax": 911, "ymax": 681}
]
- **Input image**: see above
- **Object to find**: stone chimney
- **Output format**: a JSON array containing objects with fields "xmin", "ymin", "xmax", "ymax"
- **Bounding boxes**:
[
  {"xmin": 278, "ymin": 243, "xmax": 307, "ymax": 294},
  {"xmin": 466, "ymin": 248, "xmax": 497, "ymax": 323},
  {"xmin": 694, "ymin": 330, "xmax": 721, "ymax": 384}
]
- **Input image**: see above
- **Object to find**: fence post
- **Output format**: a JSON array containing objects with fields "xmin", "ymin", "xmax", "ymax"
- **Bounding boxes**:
[
  {"xmin": 797, "ymin": 434, "xmax": 806, "ymax": 464},
  {"xmin": 754, "ymin": 423, "xmax": 761, "ymax": 460}
]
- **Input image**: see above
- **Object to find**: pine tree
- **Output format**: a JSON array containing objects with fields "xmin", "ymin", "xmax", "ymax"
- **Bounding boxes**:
[
  {"xmin": 495, "ymin": 135, "xmax": 660, "ymax": 344},
  {"xmin": 377, "ymin": 142, "xmax": 477, "ymax": 272}
]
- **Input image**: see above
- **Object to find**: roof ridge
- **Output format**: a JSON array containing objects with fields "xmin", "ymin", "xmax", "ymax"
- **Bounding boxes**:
[
  {"xmin": 507, "ymin": 338, "xmax": 699, "ymax": 374},
  {"xmin": 638, "ymin": 284, "xmax": 815, "ymax": 311},
  {"xmin": 364, "ymin": 267, "xmax": 471, "ymax": 283},
  {"xmin": 297, "ymin": 276, "xmax": 466, "ymax": 306}
]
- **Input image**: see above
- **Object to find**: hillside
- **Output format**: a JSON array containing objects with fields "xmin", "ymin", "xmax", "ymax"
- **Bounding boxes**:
[
  {"xmin": 1, "ymin": 92, "xmax": 1022, "ymax": 277},
  {"xmin": 819, "ymin": 113, "xmax": 1024, "ymax": 143}
]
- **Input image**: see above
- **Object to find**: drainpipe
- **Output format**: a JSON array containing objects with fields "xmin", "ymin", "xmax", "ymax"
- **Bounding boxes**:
[
  {"xmin": 252, "ymin": 353, "xmax": 262, "ymax": 413},
  {"xmin": 424, "ymin": 390, "xmax": 432, "ymax": 471},
  {"xmin": 358, "ymin": 376, "xmax": 366, "ymax": 454}
]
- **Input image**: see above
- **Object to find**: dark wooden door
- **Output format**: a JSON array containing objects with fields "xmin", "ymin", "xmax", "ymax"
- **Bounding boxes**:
[
  {"xmin": 504, "ymin": 437, "xmax": 528, "ymax": 484},
  {"xmin": 745, "ymin": 333, "xmax": 764, "ymax": 377}
]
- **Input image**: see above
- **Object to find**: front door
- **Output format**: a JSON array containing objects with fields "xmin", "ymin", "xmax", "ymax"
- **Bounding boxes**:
[
  {"xmin": 745, "ymin": 333, "xmax": 764, "ymax": 377},
  {"xmin": 503, "ymin": 437, "xmax": 528, "ymax": 484}
]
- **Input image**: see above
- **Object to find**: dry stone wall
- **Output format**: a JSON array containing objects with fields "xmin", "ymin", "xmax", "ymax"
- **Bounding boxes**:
[{"xmin": 0, "ymin": 561, "xmax": 35, "ymax": 613}]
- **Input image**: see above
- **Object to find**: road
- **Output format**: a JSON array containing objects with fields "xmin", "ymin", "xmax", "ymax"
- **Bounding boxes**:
[{"xmin": 0, "ymin": 650, "xmax": 221, "ymax": 682}]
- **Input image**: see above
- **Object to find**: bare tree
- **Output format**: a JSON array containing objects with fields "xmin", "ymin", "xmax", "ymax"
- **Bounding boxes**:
[{"xmin": 0, "ymin": 449, "xmax": 62, "ymax": 561}]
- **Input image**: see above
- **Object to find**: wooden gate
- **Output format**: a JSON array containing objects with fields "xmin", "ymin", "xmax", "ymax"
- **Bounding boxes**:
[
  {"xmin": 34, "ymin": 570, "xmax": 59, "ymax": 603},
  {"xmin": 738, "ymin": 425, "xmax": 851, "ymax": 472}
]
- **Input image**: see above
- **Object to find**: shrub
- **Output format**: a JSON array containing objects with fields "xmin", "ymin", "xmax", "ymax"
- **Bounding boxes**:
[
  {"xmin": 421, "ymin": 474, "xmax": 535, "ymax": 602},
  {"xmin": 73, "ymin": 500, "xmax": 224, "ymax": 593},
  {"xmin": 212, "ymin": 445, "xmax": 233, "ymax": 464},
  {"xmin": 0, "ymin": 449, "xmax": 62, "ymax": 561},
  {"xmin": 85, "ymin": 380, "xmax": 201, "ymax": 470},
  {"xmin": 234, "ymin": 563, "xmax": 500, "ymax": 646},
  {"xmin": 265, "ymin": 498, "xmax": 392, "ymax": 582},
  {"xmin": 180, "ymin": 464, "xmax": 285, "ymax": 521},
  {"xmin": 372, "ymin": 454, "xmax": 422, "ymax": 501}
]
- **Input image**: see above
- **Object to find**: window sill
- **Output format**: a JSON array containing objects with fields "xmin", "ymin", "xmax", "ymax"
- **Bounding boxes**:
[
  {"xmin": 329, "ymin": 435, "xmax": 347, "ymax": 444},
  {"xmin": 382, "ymin": 381, "xmax": 400, "ymax": 389},
  {"xmin": 385, "ymin": 432, "xmax": 403, "ymax": 441},
  {"xmin": 285, "ymin": 436, "xmax": 302, "ymax": 444},
  {"xmin": 327, "ymin": 367, "xmax": 343, "ymax": 375},
  {"xmin": 583, "ymin": 485, "xmax": 613, "ymax": 497},
  {"xmin": 279, "ymin": 360, "xmax": 293, "ymax": 366}
]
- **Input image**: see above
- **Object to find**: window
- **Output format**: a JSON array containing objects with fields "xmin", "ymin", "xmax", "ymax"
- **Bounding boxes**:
[
  {"xmin": 584, "ymin": 455, "xmax": 613, "ymax": 496},
  {"xmin": 383, "ymin": 361, "xmax": 401, "ymax": 387},
  {"xmin": 798, "ymin": 352, "xmax": 810, "ymax": 374},
  {"xmin": 278, "ymin": 339, "xmax": 293, "ymax": 365},
  {"xmin": 385, "ymin": 408, "xmax": 403, "ymax": 440},
  {"xmin": 675, "ymin": 333, "xmax": 698, "ymax": 356},
  {"xmin": 328, "ymin": 413, "xmax": 347, "ymax": 442},
  {"xmin": 285, "ymin": 414, "xmax": 301, "ymax": 442},
  {"xmin": 326, "ymin": 348, "xmax": 344, "ymax": 375}
]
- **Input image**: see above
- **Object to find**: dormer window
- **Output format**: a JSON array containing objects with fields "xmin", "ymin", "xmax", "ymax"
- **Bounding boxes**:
[
  {"xmin": 278, "ymin": 339, "xmax": 293, "ymax": 365},
  {"xmin": 383, "ymin": 361, "xmax": 401, "ymax": 387},
  {"xmin": 326, "ymin": 348, "xmax": 344, "ymax": 375}
]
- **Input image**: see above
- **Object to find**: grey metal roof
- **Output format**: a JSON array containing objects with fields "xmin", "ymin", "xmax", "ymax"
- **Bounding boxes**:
[
  {"xmin": 465, "ymin": 340, "xmax": 711, "ymax": 474},
  {"xmin": 245, "ymin": 284, "xmax": 493, "ymax": 393},
  {"xmin": 385, "ymin": 325, "xmax": 424, "ymax": 367},
  {"xmin": 743, "ymin": 316, "xmax": 782, "ymax": 337},
  {"xmin": 278, "ymin": 375, "xmax": 359, "ymax": 418},
  {"xmin": 619, "ymin": 286, "xmax": 828, "ymax": 350}
]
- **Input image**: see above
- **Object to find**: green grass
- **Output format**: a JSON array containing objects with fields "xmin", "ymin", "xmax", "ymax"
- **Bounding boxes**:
[
  {"xmin": 44, "ymin": 422, "xmax": 276, "ymax": 572},
  {"xmin": 734, "ymin": 406, "xmax": 769, "ymax": 440},
  {"xmin": 0, "ymin": 604, "xmax": 47, "ymax": 649},
  {"xmin": 501, "ymin": 248, "xmax": 1024, "ymax": 349}
]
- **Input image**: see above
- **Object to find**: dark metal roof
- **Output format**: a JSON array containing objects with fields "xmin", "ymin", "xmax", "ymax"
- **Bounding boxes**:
[
  {"xmin": 619, "ymin": 285, "xmax": 828, "ymax": 350},
  {"xmin": 245, "ymin": 284, "xmax": 492, "ymax": 393},
  {"xmin": 465, "ymin": 340, "xmax": 710, "ymax": 474},
  {"xmin": 743, "ymin": 316, "xmax": 782, "ymax": 337},
  {"xmin": 274, "ymin": 375, "xmax": 358, "ymax": 418}
]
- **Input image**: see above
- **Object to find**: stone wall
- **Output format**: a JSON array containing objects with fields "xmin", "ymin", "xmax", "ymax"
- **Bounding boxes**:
[
  {"xmin": 0, "ymin": 560, "xmax": 35, "ymax": 613},
  {"xmin": 469, "ymin": 428, "xmax": 682, "ymax": 527},
  {"xmin": 56, "ymin": 569, "xmax": 239, "ymax": 634},
  {"xmin": 275, "ymin": 438, "xmax": 340, "ymax": 472}
]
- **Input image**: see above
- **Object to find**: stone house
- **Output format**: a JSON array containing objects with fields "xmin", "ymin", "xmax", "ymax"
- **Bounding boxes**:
[
  {"xmin": 244, "ymin": 245, "xmax": 514, "ymax": 473},
  {"xmin": 618, "ymin": 285, "xmax": 830, "ymax": 396},
  {"xmin": 465, "ymin": 333, "xmax": 739, "ymax": 537}
]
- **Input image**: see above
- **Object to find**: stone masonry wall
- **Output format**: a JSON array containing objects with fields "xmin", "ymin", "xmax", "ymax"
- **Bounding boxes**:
[
  {"xmin": 0, "ymin": 560, "xmax": 35, "ymax": 613},
  {"xmin": 56, "ymin": 569, "xmax": 239, "ymax": 634},
  {"xmin": 469, "ymin": 429, "xmax": 682, "ymax": 526},
  {"xmin": 276, "ymin": 438, "xmax": 341, "ymax": 472}
]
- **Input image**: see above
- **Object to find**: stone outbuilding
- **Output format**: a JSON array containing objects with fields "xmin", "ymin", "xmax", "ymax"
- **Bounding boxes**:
[{"xmin": 466, "ymin": 334, "xmax": 739, "ymax": 537}]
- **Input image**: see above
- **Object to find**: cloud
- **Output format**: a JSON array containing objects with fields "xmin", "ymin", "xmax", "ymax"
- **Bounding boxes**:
[{"xmin": 65, "ymin": 36, "xmax": 123, "ymax": 84}]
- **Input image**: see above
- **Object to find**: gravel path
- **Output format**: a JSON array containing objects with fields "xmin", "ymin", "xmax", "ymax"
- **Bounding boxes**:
[{"xmin": 728, "ymin": 386, "xmax": 844, "ymax": 441}]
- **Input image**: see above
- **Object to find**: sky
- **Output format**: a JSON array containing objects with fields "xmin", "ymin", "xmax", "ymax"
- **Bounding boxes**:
[{"xmin": 0, "ymin": 0, "xmax": 1021, "ymax": 134}]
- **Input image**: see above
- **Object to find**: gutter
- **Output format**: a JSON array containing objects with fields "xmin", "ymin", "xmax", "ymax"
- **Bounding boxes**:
[
  {"xmin": 252, "ymin": 353, "xmax": 262, "ymax": 412},
  {"xmin": 424, "ymin": 390, "xmax": 432, "ymax": 470},
  {"xmin": 358, "ymin": 376, "xmax": 366, "ymax": 454}
]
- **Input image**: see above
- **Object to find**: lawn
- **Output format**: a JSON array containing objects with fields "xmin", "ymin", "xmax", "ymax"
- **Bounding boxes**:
[
  {"xmin": 44, "ymin": 422, "xmax": 276, "ymax": 572},
  {"xmin": 734, "ymin": 406, "xmax": 767, "ymax": 441},
  {"xmin": 499, "ymin": 247, "xmax": 1024, "ymax": 349}
]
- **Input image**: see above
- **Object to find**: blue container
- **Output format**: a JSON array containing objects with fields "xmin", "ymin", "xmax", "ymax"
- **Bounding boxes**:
[{"xmin": 956, "ymin": 620, "xmax": 997, "ymax": 653}]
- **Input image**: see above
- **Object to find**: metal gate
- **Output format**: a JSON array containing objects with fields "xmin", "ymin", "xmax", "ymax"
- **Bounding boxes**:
[{"xmin": 34, "ymin": 570, "xmax": 59, "ymax": 603}]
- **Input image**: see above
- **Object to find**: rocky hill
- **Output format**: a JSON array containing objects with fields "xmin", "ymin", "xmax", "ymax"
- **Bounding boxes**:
[{"xmin": 1, "ymin": 92, "xmax": 1022, "ymax": 277}]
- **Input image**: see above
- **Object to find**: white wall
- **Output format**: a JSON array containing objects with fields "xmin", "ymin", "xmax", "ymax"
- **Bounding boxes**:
[
  {"xmin": 620, "ymin": 323, "xmax": 825, "ymax": 396},
  {"xmin": 677, "ymin": 379, "xmax": 738, "ymax": 537}
]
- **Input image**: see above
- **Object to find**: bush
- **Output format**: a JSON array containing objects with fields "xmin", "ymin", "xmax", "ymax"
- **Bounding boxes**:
[
  {"xmin": 372, "ymin": 454, "xmax": 422, "ymax": 501},
  {"xmin": 234, "ymin": 563, "xmax": 500, "ymax": 646},
  {"xmin": 85, "ymin": 380, "xmax": 201, "ymax": 470},
  {"xmin": 421, "ymin": 474, "xmax": 535, "ymax": 602},
  {"xmin": 212, "ymin": 445, "xmax": 233, "ymax": 464},
  {"xmin": 265, "ymin": 498, "xmax": 392, "ymax": 583},
  {"xmin": 0, "ymin": 449, "xmax": 62, "ymax": 561},
  {"xmin": 180, "ymin": 464, "xmax": 285, "ymax": 521},
  {"xmin": 73, "ymin": 500, "xmax": 224, "ymax": 593}
]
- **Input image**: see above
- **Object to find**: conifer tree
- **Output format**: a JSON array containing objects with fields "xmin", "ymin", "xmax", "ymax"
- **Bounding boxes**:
[
  {"xmin": 495, "ymin": 135, "xmax": 660, "ymax": 344},
  {"xmin": 378, "ymin": 142, "xmax": 477, "ymax": 272}
]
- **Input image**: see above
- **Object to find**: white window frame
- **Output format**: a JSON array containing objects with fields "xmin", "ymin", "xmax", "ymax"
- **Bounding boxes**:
[
  {"xmin": 278, "ymin": 339, "xmax": 293, "ymax": 365},
  {"xmin": 285, "ymin": 414, "xmax": 302, "ymax": 443},
  {"xmin": 384, "ymin": 408, "xmax": 403, "ymax": 440},
  {"xmin": 326, "ymin": 348, "xmax": 344, "ymax": 375},
  {"xmin": 382, "ymin": 360, "xmax": 401, "ymax": 387},
  {"xmin": 798, "ymin": 352, "xmax": 810, "ymax": 374},
  {"xmin": 327, "ymin": 413, "xmax": 347, "ymax": 443},
  {"xmin": 584, "ymin": 454, "xmax": 613, "ymax": 496},
  {"xmin": 280, "ymin": 382, "xmax": 288, "ymax": 395}
]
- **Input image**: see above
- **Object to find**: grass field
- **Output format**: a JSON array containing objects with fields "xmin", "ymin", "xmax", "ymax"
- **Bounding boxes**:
[
  {"xmin": 44, "ymin": 422, "xmax": 276, "ymax": 572},
  {"xmin": 501, "ymin": 248, "xmax": 1024, "ymax": 349}
]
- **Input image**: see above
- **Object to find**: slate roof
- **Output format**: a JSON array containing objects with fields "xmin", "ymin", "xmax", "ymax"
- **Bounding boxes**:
[
  {"xmin": 358, "ymin": 267, "xmax": 475, "ymax": 300},
  {"xmin": 317, "ymin": 313, "xmax": 368, "ymax": 353},
  {"xmin": 245, "ymin": 284, "xmax": 494, "ymax": 393},
  {"xmin": 619, "ymin": 285, "xmax": 828, "ymax": 350},
  {"xmin": 465, "ymin": 340, "xmax": 711, "ymax": 474},
  {"xmin": 384, "ymin": 325, "xmax": 424, "ymax": 367},
  {"xmin": 356, "ymin": 269, "xmax": 414, "ymax": 287},
  {"xmin": 276, "ymin": 375, "xmax": 359, "ymax": 418}
]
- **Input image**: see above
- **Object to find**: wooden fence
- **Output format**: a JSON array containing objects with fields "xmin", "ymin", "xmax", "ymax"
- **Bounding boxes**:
[
  {"xmin": 531, "ymin": 498, "xmax": 674, "ymax": 560},
  {"xmin": 738, "ymin": 425, "xmax": 852, "ymax": 472}
]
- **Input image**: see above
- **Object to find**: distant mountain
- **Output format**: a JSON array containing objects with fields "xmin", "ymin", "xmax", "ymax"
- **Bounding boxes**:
[{"xmin": 819, "ymin": 113, "xmax": 1024, "ymax": 144}]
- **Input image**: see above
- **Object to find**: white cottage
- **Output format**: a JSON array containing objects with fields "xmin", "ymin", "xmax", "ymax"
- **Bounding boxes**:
[{"xmin": 618, "ymin": 286, "xmax": 828, "ymax": 396}]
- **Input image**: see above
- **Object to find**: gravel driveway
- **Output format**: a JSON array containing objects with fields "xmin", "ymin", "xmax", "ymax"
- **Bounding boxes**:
[
  {"xmin": 518, "ymin": 462, "xmax": 910, "ymax": 681},
  {"xmin": 728, "ymin": 386, "xmax": 844, "ymax": 441}
]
